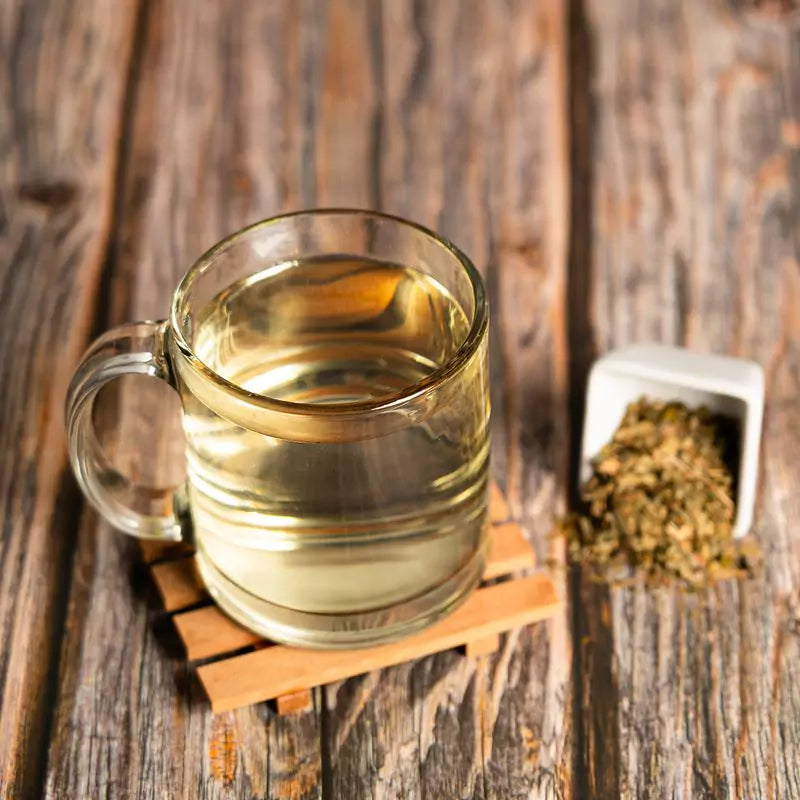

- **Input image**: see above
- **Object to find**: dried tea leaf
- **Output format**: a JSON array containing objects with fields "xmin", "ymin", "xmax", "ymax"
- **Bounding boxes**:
[{"xmin": 559, "ymin": 397, "xmax": 762, "ymax": 589}]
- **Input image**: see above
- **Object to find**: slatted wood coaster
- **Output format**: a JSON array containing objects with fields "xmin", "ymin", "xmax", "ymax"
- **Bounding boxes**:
[{"xmin": 139, "ymin": 483, "xmax": 560, "ymax": 714}]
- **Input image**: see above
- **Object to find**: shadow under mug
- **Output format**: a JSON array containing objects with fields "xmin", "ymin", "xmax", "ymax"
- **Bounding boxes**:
[{"xmin": 66, "ymin": 210, "xmax": 491, "ymax": 648}]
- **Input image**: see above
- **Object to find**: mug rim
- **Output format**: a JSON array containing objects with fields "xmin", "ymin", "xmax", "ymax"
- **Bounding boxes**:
[{"xmin": 169, "ymin": 208, "xmax": 488, "ymax": 417}]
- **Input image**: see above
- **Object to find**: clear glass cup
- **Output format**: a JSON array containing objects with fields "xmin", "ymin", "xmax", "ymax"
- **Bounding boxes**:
[{"xmin": 66, "ymin": 210, "xmax": 490, "ymax": 647}]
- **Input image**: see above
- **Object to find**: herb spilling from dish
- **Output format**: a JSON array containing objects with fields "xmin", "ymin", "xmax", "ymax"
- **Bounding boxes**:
[{"xmin": 560, "ymin": 398, "xmax": 761, "ymax": 589}]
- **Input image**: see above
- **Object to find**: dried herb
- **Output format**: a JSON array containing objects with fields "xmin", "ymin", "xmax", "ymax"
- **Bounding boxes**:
[{"xmin": 560, "ymin": 398, "xmax": 761, "ymax": 589}]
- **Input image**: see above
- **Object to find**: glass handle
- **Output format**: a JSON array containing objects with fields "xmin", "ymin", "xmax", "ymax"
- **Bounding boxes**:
[{"xmin": 65, "ymin": 320, "xmax": 187, "ymax": 541}]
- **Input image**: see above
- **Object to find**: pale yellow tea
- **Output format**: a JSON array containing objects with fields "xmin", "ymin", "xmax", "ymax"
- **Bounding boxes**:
[{"xmin": 181, "ymin": 257, "xmax": 490, "ymax": 617}]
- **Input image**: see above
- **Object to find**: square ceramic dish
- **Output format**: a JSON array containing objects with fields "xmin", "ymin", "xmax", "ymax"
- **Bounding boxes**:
[{"xmin": 580, "ymin": 344, "xmax": 764, "ymax": 537}]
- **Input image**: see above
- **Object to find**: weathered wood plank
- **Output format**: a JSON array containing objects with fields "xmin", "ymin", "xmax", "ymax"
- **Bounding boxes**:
[
  {"xmin": 45, "ymin": 2, "xmax": 326, "ymax": 797},
  {"xmin": 579, "ymin": 2, "xmax": 800, "ymax": 797},
  {"xmin": 480, "ymin": 7, "xmax": 572, "ymax": 797},
  {"xmin": 0, "ymin": 1, "xmax": 139, "ymax": 797},
  {"xmin": 321, "ymin": 1, "xmax": 572, "ymax": 798}
]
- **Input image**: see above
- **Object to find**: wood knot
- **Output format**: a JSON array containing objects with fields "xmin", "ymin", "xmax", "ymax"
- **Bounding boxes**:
[
  {"xmin": 499, "ymin": 239, "xmax": 545, "ymax": 275},
  {"xmin": 18, "ymin": 180, "xmax": 79, "ymax": 210},
  {"xmin": 230, "ymin": 167, "xmax": 254, "ymax": 197}
]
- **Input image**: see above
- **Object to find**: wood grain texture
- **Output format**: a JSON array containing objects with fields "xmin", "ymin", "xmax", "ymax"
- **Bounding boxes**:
[
  {"xmin": 0, "ymin": 1, "xmax": 139, "ymax": 797},
  {"xmin": 10, "ymin": 0, "xmax": 798, "ymax": 797},
  {"xmin": 151, "ymin": 556, "xmax": 205, "ymax": 611},
  {"xmin": 175, "ymin": 605, "xmax": 265, "ymax": 662},
  {"xmin": 462, "ymin": 634, "xmax": 501, "ymax": 659},
  {"xmin": 275, "ymin": 690, "xmax": 315, "ymax": 716},
  {"xmin": 483, "ymin": 522, "xmax": 538, "ymax": 580},
  {"xmin": 45, "ymin": 2, "xmax": 323, "ymax": 797},
  {"xmin": 579, "ymin": 1, "xmax": 800, "ymax": 797},
  {"xmin": 319, "ymin": 2, "xmax": 572, "ymax": 798}
]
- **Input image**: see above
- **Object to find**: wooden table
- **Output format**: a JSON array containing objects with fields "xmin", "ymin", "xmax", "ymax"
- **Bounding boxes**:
[{"xmin": 2, "ymin": 1, "xmax": 798, "ymax": 797}]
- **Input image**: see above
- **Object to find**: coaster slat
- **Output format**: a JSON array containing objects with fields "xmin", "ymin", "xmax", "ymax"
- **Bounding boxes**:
[
  {"xmin": 197, "ymin": 573, "xmax": 560, "ymax": 712},
  {"xmin": 173, "ymin": 605, "xmax": 265, "ymax": 661},
  {"xmin": 151, "ymin": 557, "xmax": 205, "ymax": 612},
  {"xmin": 462, "ymin": 633, "xmax": 501, "ymax": 658},
  {"xmin": 482, "ymin": 522, "xmax": 535, "ymax": 579},
  {"xmin": 139, "ymin": 539, "xmax": 194, "ymax": 564},
  {"xmin": 273, "ymin": 689, "xmax": 314, "ymax": 715}
]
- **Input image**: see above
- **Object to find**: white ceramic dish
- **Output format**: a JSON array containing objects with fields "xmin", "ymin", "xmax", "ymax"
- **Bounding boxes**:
[{"xmin": 580, "ymin": 343, "xmax": 764, "ymax": 537}]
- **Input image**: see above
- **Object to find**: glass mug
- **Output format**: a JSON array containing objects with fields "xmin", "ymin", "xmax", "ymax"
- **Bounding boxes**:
[{"xmin": 66, "ymin": 210, "xmax": 490, "ymax": 647}]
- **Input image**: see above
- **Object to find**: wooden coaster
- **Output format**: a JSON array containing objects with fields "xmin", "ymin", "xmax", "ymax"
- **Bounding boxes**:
[{"xmin": 142, "ymin": 483, "xmax": 560, "ymax": 713}]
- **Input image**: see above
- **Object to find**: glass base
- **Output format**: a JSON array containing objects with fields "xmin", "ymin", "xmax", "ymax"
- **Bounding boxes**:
[{"xmin": 195, "ymin": 536, "xmax": 488, "ymax": 649}]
